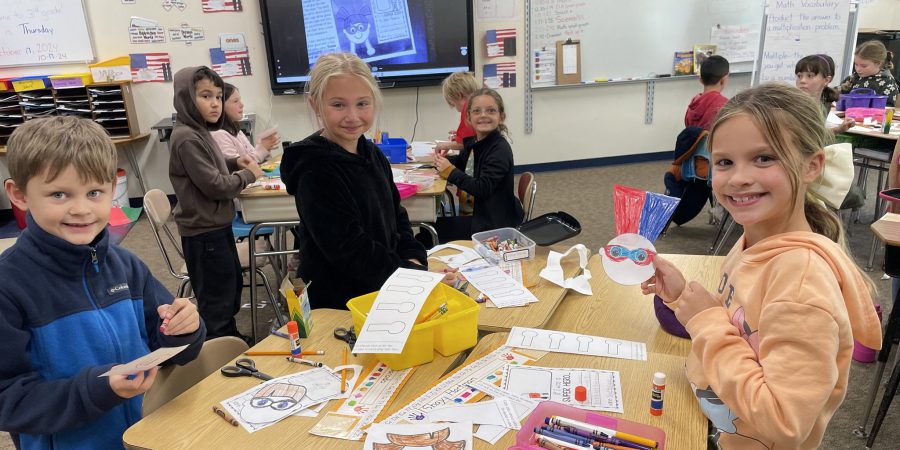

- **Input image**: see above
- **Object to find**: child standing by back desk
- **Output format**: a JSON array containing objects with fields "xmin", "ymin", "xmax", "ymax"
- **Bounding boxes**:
[
  {"xmin": 436, "ymin": 72, "xmax": 479, "ymax": 215},
  {"xmin": 169, "ymin": 66, "xmax": 263, "ymax": 341},
  {"xmin": 433, "ymin": 88, "xmax": 523, "ymax": 243},
  {"xmin": 643, "ymin": 83, "xmax": 881, "ymax": 448}
]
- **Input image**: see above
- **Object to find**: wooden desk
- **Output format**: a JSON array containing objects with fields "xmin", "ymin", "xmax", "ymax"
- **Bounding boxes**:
[
  {"xmin": 123, "ymin": 309, "xmax": 460, "ymax": 450},
  {"xmin": 844, "ymin": 126, "xmax": 900, "ymax": 141},
  {"xmin": 429, "ymin": 241, "xmax": 582, "ymax": 332},
  {"xmin": 463, "ymin": 333, "xmax": 706, "ymax": 449},
  {"xmin": 546, "ymin": 254, "xmax": 724, "ymax": 357},
  {"xmin": 238, "ymin": 155, "xmax": 446, "ymax": 224}
]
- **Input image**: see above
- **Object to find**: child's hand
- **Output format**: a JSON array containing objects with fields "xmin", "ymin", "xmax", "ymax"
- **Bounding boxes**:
[
  {"xmin": 673, "ymin": 281, "xmax": 720, "ymax": 326},
  {"xmin": 434, "ymin": 153, "xmax": 452, "ymax": 174},
  {"xmin": 435, "ymin": 141, "xmax": 453, "ymax": 153},
  {"xmin": 239, "ymin": 155, "xmax": 264, "ymax": 179},
  {"xmin": 448, "ymin": 130, "xmax": 457, "ymax": 141},
  {"xmin": 441, "ymin": 268, "xmax": 460, "ymax": 286},
  {"xmin": 158, "ymin": 297, "xmax": 200, "ymax": 336},
  {"xmin": 108, "ymin": 367, "xmax": 159, "ymax": 399},
  {"xmin": 259, "ymin": 131, "xmax": 281, "ymax": 149},
  {"xmin": 836, "ymin": 117, "xmax": 855, "ymax": 133},
  {"xmin": 640, "ymin": 256, "xmax": 686, "ymax": 303}
]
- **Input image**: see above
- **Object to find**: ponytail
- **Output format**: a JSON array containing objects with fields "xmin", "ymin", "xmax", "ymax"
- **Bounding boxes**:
[
  {"xmin": 822, "ymin": 86, "xmax": 840, "ymax": 104},
  {"xmin": 885, "ymin": 51, "xmax": 895, "ymax": 71}
]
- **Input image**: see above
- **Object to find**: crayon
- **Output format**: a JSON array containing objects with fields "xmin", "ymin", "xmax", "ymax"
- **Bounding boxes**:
[
  {"xmin": 547, "ymin": 416, "xmax": 657, "ymax": 449},
  {"xmin": 212, "ymin": 406, "xmax": 238, "ymax": 427},
  {"xmin": 341, "ymin": 348, "xmax": 348, "ymax": 393},
  {"xmin": 244, "ymin": 350, "xmax": 324, "ymax": 356},
  {"xmin": 286, "ymin": 356, "xmax": 323, "ymax": 367}
]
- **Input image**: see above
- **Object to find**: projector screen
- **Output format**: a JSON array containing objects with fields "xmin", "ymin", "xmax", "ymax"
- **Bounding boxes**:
[{"xmin": 260, "ymin": 0, "xmax": 475, "ymax": 94}]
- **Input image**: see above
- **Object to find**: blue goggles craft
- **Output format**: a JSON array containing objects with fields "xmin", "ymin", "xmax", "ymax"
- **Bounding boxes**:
[{"xmin": 603, "ymin": 245, "xmax": 656, "ymax": 266}]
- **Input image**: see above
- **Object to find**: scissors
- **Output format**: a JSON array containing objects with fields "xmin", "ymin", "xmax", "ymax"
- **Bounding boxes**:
[
  {"xmin": 333, "ymin": 326, "xmax": 357, "ymax": 348},
  {"xmin": 220, "ymin": 358, "xmax": 273, "ymax": 381}
]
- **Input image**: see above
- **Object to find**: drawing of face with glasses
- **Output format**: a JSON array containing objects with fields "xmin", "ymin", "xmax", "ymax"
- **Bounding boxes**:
[
  {"xmin": 240, "ymin": 383, "xmax": 308, "ymax": 423},
  {"xmin": 602, "ymin": 244, "xmax": 656, "ymax": 266}
]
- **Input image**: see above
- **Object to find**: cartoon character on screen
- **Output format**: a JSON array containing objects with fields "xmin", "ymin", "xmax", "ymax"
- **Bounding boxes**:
[
  {"xmin": 601, "ymin": 185, "xmax": 680, "ymax": 285},
  {"xmin": 336, "ymin": 6, "xmax": 376, "ymax": 56},
  {"xmin": 373, "ymin": 427, "xmax": 465, "ymax": 450},
  {"xmin": 239, "ymin": 383, "xmax": 307, "ymax": 424}
]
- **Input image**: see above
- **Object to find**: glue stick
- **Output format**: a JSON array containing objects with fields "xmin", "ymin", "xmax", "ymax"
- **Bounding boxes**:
[
  {"xmin": 287, "ymin": 321, "xmax": 302, "ymax": 358},
  {"xmin": 649, "ymin": 372, "xmax": 666, "ymax": 416}
]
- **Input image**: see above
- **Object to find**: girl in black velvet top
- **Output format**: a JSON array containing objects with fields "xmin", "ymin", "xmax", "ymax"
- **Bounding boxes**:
[{"xmin": 433, "ymin": 88, "xmax": 524, "ymax": 242}]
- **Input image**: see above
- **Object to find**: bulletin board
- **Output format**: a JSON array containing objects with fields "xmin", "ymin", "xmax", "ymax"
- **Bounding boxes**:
[
  {"xmin": 527, "ymin": 0, "xmax": 765, "ymax": 84},
  {"xmin": 0, "ymin": 0, "xmax": 95, "ymax": 67}
]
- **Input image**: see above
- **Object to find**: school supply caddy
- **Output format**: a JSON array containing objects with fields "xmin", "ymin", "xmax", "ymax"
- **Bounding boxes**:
[{"xmin": 347, "ymin": 269, "xmax": 479, "ymax": 370}]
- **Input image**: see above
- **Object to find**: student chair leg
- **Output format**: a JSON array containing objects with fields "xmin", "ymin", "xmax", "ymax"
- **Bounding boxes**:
[
  {"xmin": 855, "ymin": 282, "xmax": 900, "ymax": 439},
  {"xmin": 254, "ymin": 268, "xmax": 287, "ymax": 328},
  {"xmin": 865, "ymin": 352, "xmax": 900, "ymax": 449},
  {"xmin": 413, "ymin": 222, "xmax": 439, "ymax": 246}
]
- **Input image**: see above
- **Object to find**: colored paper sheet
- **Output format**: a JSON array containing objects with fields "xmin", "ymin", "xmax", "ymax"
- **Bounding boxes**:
[
  {"xmin": 364, "ymin": 422, "xmax": 472, "ymax": 450},
  {"xmin": 601, "ymin": 233, "xmax": 657, "ymax": 286},
  {"xmin": 613, "ymin": 185, "xmax": 645, "ymax": 235},
  {"xmin": 638, "ymin": 191, "xmax": 680, "ymax": 243}
]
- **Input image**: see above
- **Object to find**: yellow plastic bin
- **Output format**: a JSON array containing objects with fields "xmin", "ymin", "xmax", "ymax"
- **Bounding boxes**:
[{"xmin": 347, "ymin": 283, "xmax": 479, "ymax": 370}]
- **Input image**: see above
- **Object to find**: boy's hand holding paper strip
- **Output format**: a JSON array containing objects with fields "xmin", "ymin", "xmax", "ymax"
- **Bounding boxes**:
[
  {"xmin": 539, "ymin": 244, "xmax": 592, "ymax": 295},
  {"xmin": 100, "ymin": 345, "xmax": 189, "ymax": 376}
]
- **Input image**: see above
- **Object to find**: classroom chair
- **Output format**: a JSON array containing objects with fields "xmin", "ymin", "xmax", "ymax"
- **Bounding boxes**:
[
  {"xmin": 517, "ymin": 172, "xmax": 537, "ymax": 221},
  {"xmin": 143, "ymin": 190, "xmax": 286, "ymax": 324},
  {"xmin": 141, "ymin": 336, "xmax": 249, "ymax": 417},
  {"xmin": 853, "ymin": 147, "xmax": 893, "ymax": 223}
]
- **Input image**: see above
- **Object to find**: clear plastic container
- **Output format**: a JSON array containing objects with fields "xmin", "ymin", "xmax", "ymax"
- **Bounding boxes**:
[{"xmin": 472, "ymin": 227, "xmax": 536, "ymax": 264}]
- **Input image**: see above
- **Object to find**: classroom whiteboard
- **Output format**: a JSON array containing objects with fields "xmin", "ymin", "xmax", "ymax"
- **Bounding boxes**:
[
  {"xmin": 528, "ymin": 0, "xmax": 765, "ymax": 83},
  {"xmin": 0, "ymin": 0, "xmax": 95, "ymax": 67}
]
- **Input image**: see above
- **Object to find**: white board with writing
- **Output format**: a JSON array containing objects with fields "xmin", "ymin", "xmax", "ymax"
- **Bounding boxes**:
[
  {"xmin": 528, "ymin": 0, "xmax": 764, "ymax": 84},
  {"xmin": 0, "ymin": 0, "xmax": 95, "ymax": 67},
  {"xmin": 758, "ymin": 0, "xmax": 852, "ymax": 84}
]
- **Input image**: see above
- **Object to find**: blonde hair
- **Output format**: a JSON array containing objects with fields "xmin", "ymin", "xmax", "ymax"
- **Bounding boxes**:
[
  {"xmin": 709, "ymin": 83, "xmax": 872, "ymax": 289},
  {"xmin": 441, "ymin": 72, "xmax": 479, "ymax": 106},
  {"xmin": 856, "ymin": 40, "xmax": 894, "ymax": 71},
  {"xmin": 305, "ymin": 52, "xmax": 383, "ymax": 130},
  {"xmin": 466, "ymin": 88, "xmax": 510, "ymax": 139},
  {"xmin": 7, "ymin": 116, "xmax": 116, "ymax": 190}
]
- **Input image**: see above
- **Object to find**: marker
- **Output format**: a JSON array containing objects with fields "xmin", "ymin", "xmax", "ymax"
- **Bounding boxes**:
[
  {"xmin": 575, "ymin": 386, "xmax": 587, "ymax": 403},
  {"xmin": 535, "ymin": 427, "xmax": 591, "ymax": 447},
  {"xmin": 286, "ymin": 356, "xmax": 323, "ymax": 367},
  {"xmin": 270, "ymin": 330, "xmax": 289, "ymax": 340},
  {"xmin": 549, "ymin": 424, "xmax": 652, "ymax": 450},
  {"xmin": 546, "ymin": 416, "xmax": 657, "ymax": 448},
  {"xmin": 594, "ymin": 78, "xmax": 609, "ymax": 82},
  {"xmin": 244, "ymin": 350, "xmax": 324, "ymax": 356},
  {"xmin": 536, "ymin": 435, "xmax": 589, "ymax": 450},
  {"xmin": 525, "ymin": 392, "xmax": 550, "ymax": 399},
  {"xmin": 212, "ymin": 405, "xmax": 238, "ymax": 427}
]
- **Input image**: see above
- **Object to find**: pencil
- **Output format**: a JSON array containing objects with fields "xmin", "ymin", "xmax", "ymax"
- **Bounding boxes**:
[
  {"xmin": 341, "ymin": 348, "xmax": 348, "ymax": 393},
  {"xmin": 415, "ymin": 302, "xmax": 447, "ymax": 324},
  {"xmin": 244, "ymin": 350, "xmax": 324, "ymax": 356}
]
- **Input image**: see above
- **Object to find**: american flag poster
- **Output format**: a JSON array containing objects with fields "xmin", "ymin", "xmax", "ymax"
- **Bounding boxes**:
[
  {"xmin": 130, "ymin": 53, "xmax": 172, "ymax": 83},
  {"xmin": 484, "ymin": 62, "xmax": 516, "ymax": 88},
  {"xmin": 209, "ymin": 48, "xmax": 251, "ymax": 78},
  {"xmin": 486, "ymin": 28, "xmax": 516, "ymax": 57},
  {"xmin": 202, "ymin": 0, "xmax": 243, "ymax": 12}
]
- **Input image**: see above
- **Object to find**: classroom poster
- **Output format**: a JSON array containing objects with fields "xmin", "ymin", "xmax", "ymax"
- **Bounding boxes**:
[
  {"xmin": 477, "ymin": 0, "xmax": 518, "ymax": 22},
  {"xmin": 486, "ymin": 28, "xmax": 517, "ymax": 57},
  {"xmin": 169, "ymin": 23, "xmax": 205, "ymax": 43},
  {"xmin": 128, "ymin": 17, "xmax": 166, "ymax": 44},
  {"xmin": 484, "ymin": 62, "xmax": 516, "ymax": 88},
  {"xmin": 202, "ymin": 0, "xmax": 243, "ymax": 13},
  {"xmin": 210, "ymin": 33, "xmax": 251, "ymax": 77},
  {"xmin": 162, "ymin": 0, "xmax": 187, "ymax": 12},
  {"xmin": 532, "ymin": 47, "xmax": 556, "ymax": 86},
  {"xmin": 300, "ymin": 0, "xmax": 416, "ymax": 66},
  {"xmin": 130, "ymin": 52, "xmax": 173, "ymax": 83}
]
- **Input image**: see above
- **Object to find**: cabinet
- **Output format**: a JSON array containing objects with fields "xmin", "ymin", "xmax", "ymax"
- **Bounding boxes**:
[{"xmin": 0, "ymin": 81, "xmax": 139, "ymax": 148}]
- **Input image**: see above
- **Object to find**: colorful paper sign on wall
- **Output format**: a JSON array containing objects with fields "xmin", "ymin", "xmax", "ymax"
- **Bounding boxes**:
[
  {"xmin": 169, "ymin": 23, "xmax": 205, "ymax": 42},
  {"xmin": 210, "ymin": 33, "xmax": 250, "ymax": 77},
  {"xmin": 486, "ymin": 28, "xmax": 517, "ymax": 57},
  {"xmin": 130, "ymin": 53, "xmax": 172, "ymax": 83},
  {"xmin": 202, "ymin": 0, "xmax": 243, "ymax": 13},
  {"xmin": 129, "ymin": 17, "xmax": 166, "ymax": 44},
  {"xmin": 484, "ymin": 62, "xmax": 516, "ymax": 88}
]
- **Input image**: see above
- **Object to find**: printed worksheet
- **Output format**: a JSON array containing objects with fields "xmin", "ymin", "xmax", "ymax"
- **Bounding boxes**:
[
  {"xmin": 352, "ymin": 269, "xmax": 444, "ymax": 354},
  {"xmin": 462, "ymin": 264, "xmax": 537, "ymax": 308},
  {"xmin": 506, "ymin": 327, "xmax": 647, "ymax": 361},
  {"xmin": 364, "ymin": 422, "xmax": 472, "ymax": 450},
  {"xmin": 502, "ymin": 365, "xmax": 624, "ymax": 413}
]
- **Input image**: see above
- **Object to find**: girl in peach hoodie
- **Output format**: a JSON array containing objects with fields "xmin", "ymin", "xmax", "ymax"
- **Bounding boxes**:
[{"xmin": 642, "ymin": 83, "xmax": 882, "ymax": 449}]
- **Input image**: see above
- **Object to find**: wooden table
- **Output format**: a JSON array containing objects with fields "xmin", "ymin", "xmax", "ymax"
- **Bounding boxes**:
[
  {"xmin": 429, "ymin": 241, "xmax": 582, "ymax": 332},
  {"xmin": 463, "ymin": 333, "xmax": 706, "ymax": 449},
  {"xmin": 844, "ymin": 125, "xmax": 900, "ymax": 141},
  {"xmin": 546, "ymin": 254, "xmax": 724, "ymax": 356},
  {"xmin": 238, "ymin": 156, "xmax": 446, "ymax": 224},
  {"xmin": 123, "ymin": 309, "xmax": 460, "ymax": 449}
]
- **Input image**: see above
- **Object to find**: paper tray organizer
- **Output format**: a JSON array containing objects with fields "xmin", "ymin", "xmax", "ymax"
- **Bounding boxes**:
[
  {"xmin": 516, "ymin": 211, "xmax": 582, "ymax": 246},
  {"xmin": 511, "ymin": 401, "xmax": 667, "ymax": 449},
  {"xmin": 346, "ymin": 283, "xmax": 479, "ymax": 370}
]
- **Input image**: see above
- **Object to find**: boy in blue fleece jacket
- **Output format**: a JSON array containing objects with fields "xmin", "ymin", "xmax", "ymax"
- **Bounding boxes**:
[{"xmin": 0, "ymin": 116, "xmax": 206, "ymax": 449}]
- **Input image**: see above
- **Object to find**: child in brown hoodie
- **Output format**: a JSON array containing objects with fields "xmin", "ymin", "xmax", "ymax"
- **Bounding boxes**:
[
  {"xmin": 169, "ymin": 66, "xmax": 262, "ymax": 340},
  {"xmin": 644, "ymin": 83, "xmax": 882, "ymax": 449}
]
